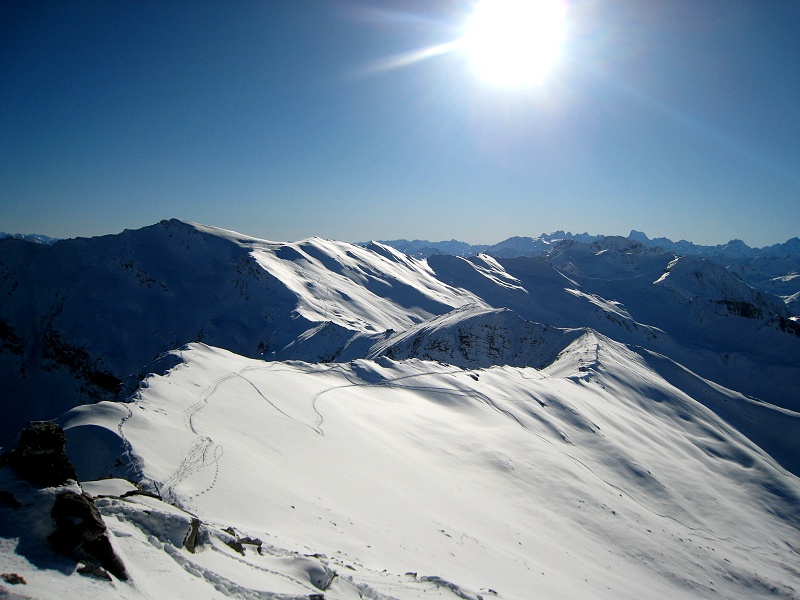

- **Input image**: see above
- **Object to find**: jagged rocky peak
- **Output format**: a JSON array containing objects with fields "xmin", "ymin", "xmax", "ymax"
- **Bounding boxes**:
[
  {"xmin": 548, "ymin": 235, "xmax": 651, "ymax": 257},
  {"xmin": 590, "ymin": 236, "xmax": 650, "ymax": 253}
]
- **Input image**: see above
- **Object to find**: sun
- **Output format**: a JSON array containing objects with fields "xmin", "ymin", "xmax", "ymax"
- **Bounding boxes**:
[{"xmin": 461, "ymin": 0, "xmax": 567, "ymax": 88}]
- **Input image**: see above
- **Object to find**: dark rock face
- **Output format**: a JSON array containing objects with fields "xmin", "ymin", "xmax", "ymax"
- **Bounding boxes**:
[
  {"xmin": 48, "ymin": 492, "xmax": 107, "ymax": 552},
  {"xmin": 41, "ymin": 327, "xmax": 122, "ymax": 397},
  {"xmin": 0, "ymin": 422, "xmax": 128, "ymax": 581},
  {"xmin": 49, "ymin": 491, "xmax": 128, "ymax": 581},
  {"xmin": 0, "ymin": 490, "xmax": 21, "ymax": 509},
  {"xmin": 0, "ymin": 422, "xmax": 77, "ymax": 487}
]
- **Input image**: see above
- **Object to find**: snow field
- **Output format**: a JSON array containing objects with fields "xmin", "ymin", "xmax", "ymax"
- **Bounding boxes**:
[{"xmin": 52, "ymin": 341, "xmax": 800, "ymax": 599}]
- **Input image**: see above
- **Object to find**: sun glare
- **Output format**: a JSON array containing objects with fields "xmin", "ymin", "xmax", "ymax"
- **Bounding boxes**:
[{"xmin": 461, "ymin": 0, "xmax": 566, "ymax": 88}]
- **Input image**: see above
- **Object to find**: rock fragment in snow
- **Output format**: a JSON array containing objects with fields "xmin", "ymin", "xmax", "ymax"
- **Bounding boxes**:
[
  {"xmin": 49, "ymin": 491, "xmax": 129, "ymax": 581},
  {"xmin": 1, "ymin": 572, "xmax": 26, "ymax": 585}
]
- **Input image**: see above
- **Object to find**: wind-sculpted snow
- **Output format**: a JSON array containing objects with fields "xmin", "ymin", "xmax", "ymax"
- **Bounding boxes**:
[
  {"xmin": 367, "ymin": 304, "xmax": 584, "ymax": 369},
  {"xmin": 39, "ymin": 341, "xmax": 800, "ymax": 599},
  {"xmin": 250, "ymin": 237, "xmax": 483, "ymax": 334}
]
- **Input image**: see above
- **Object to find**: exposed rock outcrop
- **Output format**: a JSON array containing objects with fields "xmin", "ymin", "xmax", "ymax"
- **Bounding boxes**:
[
  {"xmin": 0, "ymin": 421, "xmax": 77, "ymax": 487},
  {"xmin": 0, "ymin": 422, "xmax": 129, "ymax": 581}
]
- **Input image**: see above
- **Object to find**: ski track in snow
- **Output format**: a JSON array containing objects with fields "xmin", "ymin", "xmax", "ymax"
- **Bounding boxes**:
[
  {"xmin": 162, "ymin": 541, "xmax": 315, "ymax": 600},
  {"xmin": 298, "ymin": 263, "xmax": 332, "ymax": 322},
  {"xmin": 307, "ymin": 366, "xmax": 503, "ymax": 435},
  {"xmin": 165, "ymin": 363, "xmax": 323, "ymax": 504},
  {"xmin": 236, "ymin": 372, "xmax": 320, "ymax": 435},
  {"xmin": 163, "ymin": 370, "xmax": 238, "ymax": 504},
  {"xmin": 187, "ymin": 371, "xmax": 240, "ymax": 435},
  {"xmin": 117, "ymin": 403, "xmax": 146, "ymax": 484},
  {"xmin": 205, "ymin": 544, "xmax": 320, "ymax": 596}
]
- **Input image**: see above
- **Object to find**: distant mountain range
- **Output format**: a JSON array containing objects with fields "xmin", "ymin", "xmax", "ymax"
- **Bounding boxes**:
[
  {"xmin": 370, "ymin": 231, "xmax": 800, "ymax": 313},
  {"xmin": 372, "ymin": 229, "xmax": 800, "ymax": 263},
  {"xmin": 0, "ymin": 231, "xmax": 59, "ymax": 245},
  {"xmin": 4, "ymin": 226, "xmax": 798, "ymax": 312},
  {"xmin": 6, "ymin": 226, "xmax": 798, "ymax": 259},
  {"xmin": 371, "ymin": 230, "xmax": 800, "ymax": 259}
]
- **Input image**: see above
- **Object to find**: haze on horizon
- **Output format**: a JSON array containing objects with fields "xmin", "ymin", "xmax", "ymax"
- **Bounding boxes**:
[{"xmin": 2, "ymin": 0, "xmax": 799, "ymax": 247}]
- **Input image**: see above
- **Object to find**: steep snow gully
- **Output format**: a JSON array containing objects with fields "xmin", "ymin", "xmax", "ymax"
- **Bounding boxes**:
[{"xmin": 1, "ymin": 219, "xmax": 798, "ymax": 600}]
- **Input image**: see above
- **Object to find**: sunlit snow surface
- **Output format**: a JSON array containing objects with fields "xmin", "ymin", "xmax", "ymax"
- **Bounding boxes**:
[
  {"xmin": 43, "ymin": 340, "xmax": 799, "ymax": 600},
  {"xmin": 1, "ymin": 220, "xmax": 798, "ymax": 598}
]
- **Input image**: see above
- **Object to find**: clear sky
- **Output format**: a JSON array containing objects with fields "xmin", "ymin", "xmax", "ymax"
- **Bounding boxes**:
[{"xmin": 2, "ymin": 0, "xmax": 799, "ymax": 247}]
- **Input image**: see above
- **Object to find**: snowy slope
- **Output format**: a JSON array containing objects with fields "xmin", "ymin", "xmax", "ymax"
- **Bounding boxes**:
[
  {"xmin": 1, "ymin": 219, "xmax": 799, "ymax": 600},
  {"xmin": 14, "ymin": 340, "xmax": 791, "ymax": 600}
]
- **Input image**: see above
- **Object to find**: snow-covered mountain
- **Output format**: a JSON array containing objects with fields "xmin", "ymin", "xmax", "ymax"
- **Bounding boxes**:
[
  {"xmin": 0, "ymin": 231, "xmax": 60, "ymax": 245},
  {"xmin": 375, "ymin": 231, "xmax": 800, "ymax": 310},
  {"xmin": 1, "ymin": 220, "xmax": 798, "ymax": 599},
  {"xmin": 0, "ymin": 220, "xmax": 483, "ymax": 442},
  {"xmin": 3, "ymin": 220, "xmax": 796, "ymax": 443},
  {"xmin": 626, "ymin": 231, "xmax": 800, "ymax": 309},
  {"xmin": 372, "ymin": 231, "xmax": 604, "ymax": 259}
]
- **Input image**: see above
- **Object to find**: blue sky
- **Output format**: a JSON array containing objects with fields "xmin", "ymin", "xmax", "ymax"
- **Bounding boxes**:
[{"xmin": 2, "ymin": 0, "xmax": 799, "ymax": 246}]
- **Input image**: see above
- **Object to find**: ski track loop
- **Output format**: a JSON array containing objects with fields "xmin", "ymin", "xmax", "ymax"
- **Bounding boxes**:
[
  {"xmin": 166, "ymin": 363, "xmax": 306, "ymax": 504},
  {"xmin": 186, "ymin": 371, "xmax": 239, "ymax": 435},
  {"xmin": 309, "ymin": 366, "xmax": 523, "ymax": 436}
]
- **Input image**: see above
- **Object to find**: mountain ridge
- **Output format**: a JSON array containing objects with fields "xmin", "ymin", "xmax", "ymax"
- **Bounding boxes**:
[
  {"xmin": 1, "ymin": 219, "xmax": 797, "ymax": 449},
  {"xmin": 372, "ymin": 231, "xmax": 800, "ymax": 314}
]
